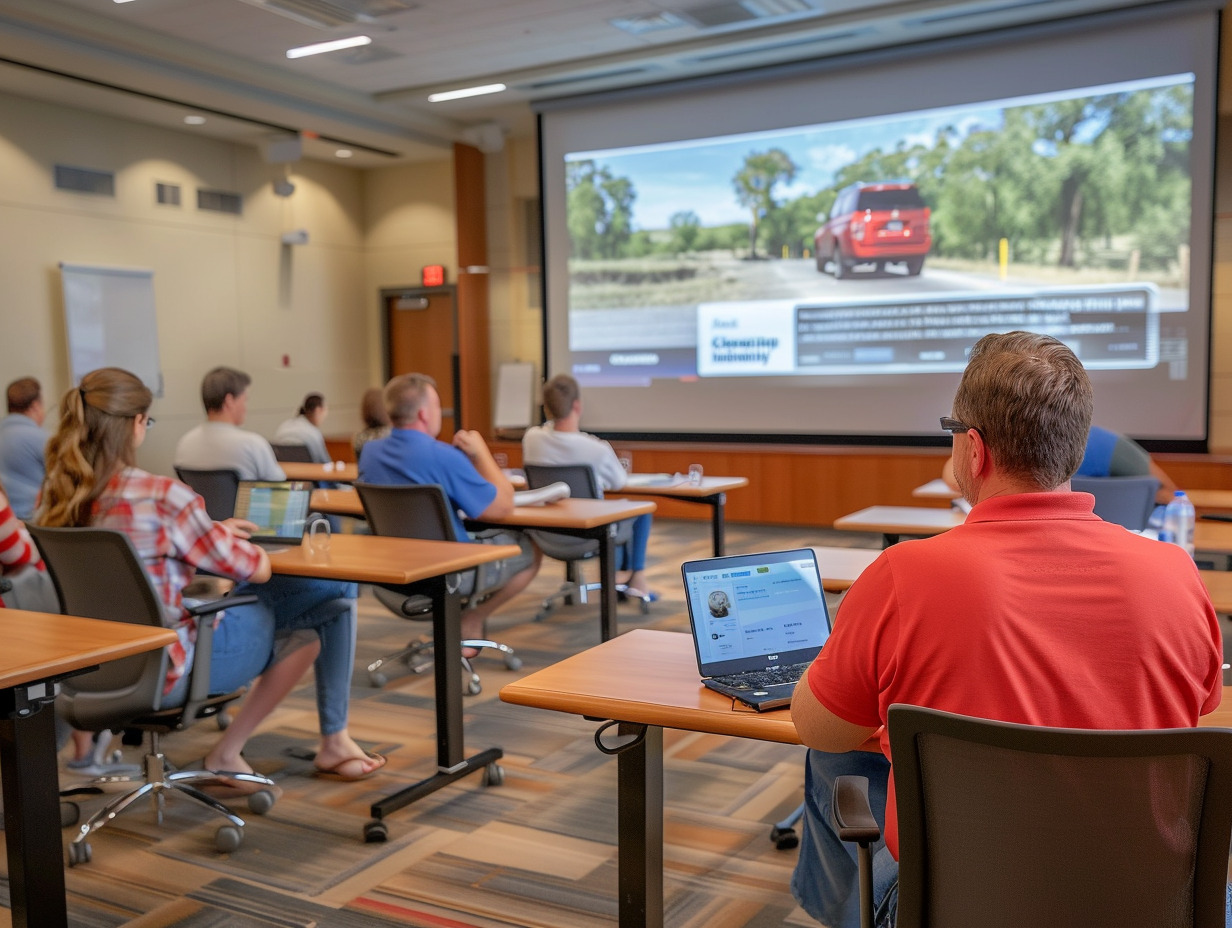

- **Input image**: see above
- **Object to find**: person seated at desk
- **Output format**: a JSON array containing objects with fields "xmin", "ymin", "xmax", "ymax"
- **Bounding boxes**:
[
  {"xmin": 358, "ymin": 373, "xmax": 541, "ymax": 651},
  {"xmin": 174, "ymin": 366, "xmax": 285, "ymax": 482},
  {"xmin": 0, "ymin": 376, "xmax": 48, "ymax": 521},
  {"xmin": 522, "ymin": 373, "xmax": 657, "ymax": 601},
  {"xmin": 941, "ymin": 423, "xmax": 1177, "ymax": 507},
  {"xmin": 790, "ymin": 332, "xmax": 1222, "ymax": 928},
  {"xmin": 273, "ymin": 392, "xmax": 331, "ymax": 464},
  {"xmin": 353, "ymin": 387, "xmax": 391, "ymax": 460},
  {"xmin": 41, "ymin": 367, "xmax": 383, "ymax": 782}
]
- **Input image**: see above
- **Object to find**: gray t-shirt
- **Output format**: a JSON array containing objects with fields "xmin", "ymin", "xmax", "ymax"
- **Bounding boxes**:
[
  {"xmin": 522, "ymin": 421, "xmax": 626, "ymax": 491},
  {"xmin": 174, "ymin": 421, "xmax": 285, "ymax": 482}
]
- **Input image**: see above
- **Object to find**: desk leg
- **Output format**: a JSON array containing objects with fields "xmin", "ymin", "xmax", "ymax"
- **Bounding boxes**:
[
  {"xmin": 709, "ymin": 493, "xmax": 727, "ymax": 557},
  {"xmin": 599, "ymin": 524, "xmax": 618, "ymax": 642},
  {"xmin": 0, "ymin": 688, "xmax": 69, "ymax": 928},
  {"xmin": 617, "ymin": 723, "xmax": 663, "ymax": 928},
  {"xmin": 366, "ymin": 577, "xmax": 503, "ymax": 837}
]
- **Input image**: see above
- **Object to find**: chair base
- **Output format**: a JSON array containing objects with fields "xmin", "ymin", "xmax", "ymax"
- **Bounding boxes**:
[
  {"xmin": 65, "ymin": 741, "xmax": 277, "ymax": 864},
  {"xmin": 367, "ymin": 636, "xmax": 522, "ymax": 693},
  {"xmin": 536, "ymin": 580, "xmax": 649, "ymax": 621}
]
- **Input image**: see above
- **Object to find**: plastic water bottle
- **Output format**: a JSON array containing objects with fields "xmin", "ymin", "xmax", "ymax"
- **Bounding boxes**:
[{"xmin": 1162, "ymin": 490, "xmax": 1195, "ymax": 557}]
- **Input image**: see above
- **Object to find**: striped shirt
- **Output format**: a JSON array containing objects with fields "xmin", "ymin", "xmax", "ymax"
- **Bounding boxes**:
[
  {"xmin": 0, "ymin": 490, "xmax": 42, "ymax": 592},
  {"xmin": 92, "ymin": 467, "xmax": 264, "ymax": 694}
]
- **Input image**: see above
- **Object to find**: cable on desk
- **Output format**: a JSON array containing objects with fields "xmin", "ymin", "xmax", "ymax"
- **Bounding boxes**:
[{"xmin": 594, "ymin": 719, "xmax": 648, "ymax": 755}]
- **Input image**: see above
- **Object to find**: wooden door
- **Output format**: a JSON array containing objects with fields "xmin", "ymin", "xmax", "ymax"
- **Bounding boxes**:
[{"xmin": 385, "ymin": 288, "xmax": 458, "ymax": 440}]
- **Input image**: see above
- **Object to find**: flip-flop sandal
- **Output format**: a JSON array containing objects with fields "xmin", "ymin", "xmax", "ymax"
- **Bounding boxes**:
[
  {"xmin": 314, "ymin": 751, "xmax": 387, "ymax": 782},
  {"xmin": 196, "ymin": 769, "xmax": 281, "ymax": 798}
]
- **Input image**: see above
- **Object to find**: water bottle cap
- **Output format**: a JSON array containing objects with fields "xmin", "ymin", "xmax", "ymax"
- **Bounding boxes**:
[{"xmin": 1174, "ymin": 490, "xmax": 1185, "ymax": 497}]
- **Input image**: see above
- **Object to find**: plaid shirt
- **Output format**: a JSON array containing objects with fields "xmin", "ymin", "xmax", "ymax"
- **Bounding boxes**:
[
  {"xmin": 0, "ymin": 490, "xmax": 41, "ymax": 583},
  {"xmin": 92, "ymin": 467, "xmax": 264, "ymax": 694}
]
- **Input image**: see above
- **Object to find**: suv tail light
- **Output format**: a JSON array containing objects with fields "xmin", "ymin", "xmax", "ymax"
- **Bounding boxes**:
[{"xmin": 852, "ymin": 220, "xmax": 865, "ymax": 241}]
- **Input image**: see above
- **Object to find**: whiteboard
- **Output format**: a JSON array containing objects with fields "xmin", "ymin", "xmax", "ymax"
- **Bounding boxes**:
[
  {"xmin": 493, "ymin": 361, "xmax": 536, "ymax": 429},
  {"xmin": 60, "ymin": 263, "xmax": 163, "ymax": 396}
]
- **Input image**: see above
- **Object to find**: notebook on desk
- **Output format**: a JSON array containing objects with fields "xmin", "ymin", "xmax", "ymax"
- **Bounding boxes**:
[
  {"xmin": 681, "ymin": 548, "xmax": 831, "ymax": 711},
  {"xmin": 233, "ymin": 480, "xmax": 313, "ymax": 545}
]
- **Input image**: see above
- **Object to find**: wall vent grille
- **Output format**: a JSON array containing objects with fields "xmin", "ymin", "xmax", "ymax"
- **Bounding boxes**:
[
  {"xmin": 197, "ymin": 189, "xmax": 243, "ymax": 215},
  {"xmin": 54, "ymin": 165, "xmax": 115, "ymax": 196},
  {"xmin": 156, "ymin": 183, "xmax": 182, "ymax": 206}
]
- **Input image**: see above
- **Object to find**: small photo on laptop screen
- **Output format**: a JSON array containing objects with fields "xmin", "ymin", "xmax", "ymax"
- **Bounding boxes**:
[{"xmin": 233, "ymin": 481, "xmax": 312, "ymax": 544}]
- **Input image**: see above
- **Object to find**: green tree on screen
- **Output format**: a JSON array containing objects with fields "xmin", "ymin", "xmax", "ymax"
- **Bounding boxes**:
[
  {"xmin": 566, "ymin": 160, "xmax": 638, "ymax": 259},
  {"xmin": 732, "ymin": 148, "xmax": 798, "ymax": 258}
]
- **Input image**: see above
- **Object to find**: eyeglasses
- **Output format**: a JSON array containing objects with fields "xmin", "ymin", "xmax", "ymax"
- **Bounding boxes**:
[
  {"xmin": 143, "ymin": 416, "xmax": 156, "ymax": 428},
  {"xmin": 940, "ymin": 416, "xmax": 976, "ymax": 434}
]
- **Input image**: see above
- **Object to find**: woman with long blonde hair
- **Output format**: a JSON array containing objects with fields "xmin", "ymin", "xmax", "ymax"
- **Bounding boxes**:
[{"xmin": 40, "ymin": 368, "xmax": 384, "ymax": 781}]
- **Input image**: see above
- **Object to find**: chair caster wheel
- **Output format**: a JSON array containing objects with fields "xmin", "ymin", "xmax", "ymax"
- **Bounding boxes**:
[
  {"xmin": 364, "ymin": 820, "xmax": 388, "ymax": 843},
  {"xmin": 248, "ymin": 789, "xmax": 276, "ymax": 815},
  {"xmin": 369, "ymin": 671, "xmax": 388, "ymax": 688},
  {"xmin": 505, "ymin": 655, "xmax": 523, "ymax": 671},
  {"xmin": 534, "ymin": 610, "xmax": 550, "ymax": 622},
  {"xmin": 215, "ymin": 824, "xmax": 243, "ymax": 853},
  {"xmin": 770, "ymin": 825, "xmax": 798, "ymax": 850},
  {"xmin": 60, "ymin": 801, "xmax": 80, "ymax": 828},
  {"xmin": 466, "ymin": 676, "xmax": 482, "ymax": 696},
  {"xmin": 483, "ymin": 762, "xmax": 504, "ymax": 787},
  {"xmin": 638, "ymin": 599, "xmax": 651, "ymax": 615},
  {"xmin": 68, "ymin": 841, "xmax": 92, "ymax": 866}
]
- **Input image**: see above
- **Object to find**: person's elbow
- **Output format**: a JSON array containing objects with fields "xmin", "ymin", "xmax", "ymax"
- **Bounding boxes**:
[
  {"xmin": 792, "ymin": 678, "xmax": 876, "ymax": 753},
  {"xmin": 477, "ymin": 488, "xmax": 514, "ymax": 521},
  {"xmin": 248, "ymin": 550, "xmax": 272, "ymax": 583}
]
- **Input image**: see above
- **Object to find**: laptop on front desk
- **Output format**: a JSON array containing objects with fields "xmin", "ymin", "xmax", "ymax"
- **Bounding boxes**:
[
  {"xmin": 233, "ymin": 480, "xmax": 313, "ymax": 546},
  {"xmin": 681, "ymin": 548, "xmax": 832, "ymax": 711}
]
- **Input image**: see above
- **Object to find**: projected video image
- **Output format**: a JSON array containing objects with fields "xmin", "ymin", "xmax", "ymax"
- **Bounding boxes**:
[{"xmin": 565, "ymin": 75, "xmax": 1194, "ymax": 383}]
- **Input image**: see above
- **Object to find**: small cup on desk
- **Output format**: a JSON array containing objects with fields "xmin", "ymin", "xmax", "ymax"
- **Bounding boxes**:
[
  {"xmin": 494, "ymin": 452, "xmax": 509, "ymax": 469},
  {"xmin": 305, "ymin": 517, "xmax": 331, "ymax": 558},
  {"xmin": 688, "ymin": 463, "xmax": 704, "ymax": 486},
  {"xmin": 618, "ymin": 453, "xmax": 633, "ymax": 474}
]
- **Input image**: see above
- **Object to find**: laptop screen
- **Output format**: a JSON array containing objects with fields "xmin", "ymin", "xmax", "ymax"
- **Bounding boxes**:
[
  {"xmin": 233, "ymin": 480, "xmax": 313, "ymax": 543},
  {"xmin": 682, "ymin": 548, "xmax": 831, "ymax": 677}
]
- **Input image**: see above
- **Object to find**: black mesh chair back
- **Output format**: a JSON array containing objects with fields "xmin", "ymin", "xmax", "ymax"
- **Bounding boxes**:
[
  {"xmin": 29, "ymin": 525, "xmax": 172, "ymax": 728},
  {"xmin": 175, "ymin": 467, "xmax": 240, "ymax": 521},
  {"xmin": 887, "ymin": 704, "xmax": 1232, "ymax": 928},
  {"xmin": 270, "ymin": 442, "xmax": 314, "ymax": 464},
  {"xmin": 1070, "ymin": 475, "xmax": 1161, "ymax": 531},
  {"xmin": 524, "ymin": 463, "xmax": 604, "ymax": 500},
  {"xmin": 354, "ymin": 482, "xmax": 459, "ymax": 542}
]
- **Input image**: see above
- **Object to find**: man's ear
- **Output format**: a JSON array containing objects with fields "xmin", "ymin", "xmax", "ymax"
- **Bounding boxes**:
[{"xmin": 966, "ymin": 428, "xmax": 991, "ymax": 478}]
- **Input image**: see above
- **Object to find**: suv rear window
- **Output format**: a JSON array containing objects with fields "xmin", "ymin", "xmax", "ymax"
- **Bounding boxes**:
[{"xmin": 856, "ymin": 188, "xmax": 925, "ymax": 210}]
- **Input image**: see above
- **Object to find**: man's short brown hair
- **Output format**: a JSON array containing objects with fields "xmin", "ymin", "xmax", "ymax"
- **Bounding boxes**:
[
  {"xmin": 6, "ymin": 377, "xmax": 40, "ymax": 414},
  {"xmin": 200, "ymin": 367, "xmax": 251, "ymax": 413},
  {"xmin": 542, "ymin": 374, "xmax": 580, "ymax": 420},
  {"xmin": 952, "ymin": 331, "xmax": 1092, "ymax": 490},
  {"xmin": 384, "ymin": 373, "xmax": 437, "ymax": 427}
]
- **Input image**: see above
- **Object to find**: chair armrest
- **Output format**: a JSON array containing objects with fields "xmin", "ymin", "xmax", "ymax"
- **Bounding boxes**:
[
  {"xmin": 0, "ymin": 576, "xmax": 12, "ymax": 594},
  {"xmin": 833, "ymin": 775, "xmax": 882, "ymax": 845},
  {"xmin": 179, "ymin": 593, "xmax": 260, "ymax": 712},
  {"xmin": 184, "ymin": 593, "xmax": 259, "ymax": 619}
]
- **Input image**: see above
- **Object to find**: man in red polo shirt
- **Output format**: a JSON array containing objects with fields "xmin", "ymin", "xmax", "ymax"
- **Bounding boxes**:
[{"xmin": 790, "ymin": 331, "xmax": 1222, "ymax": 927}]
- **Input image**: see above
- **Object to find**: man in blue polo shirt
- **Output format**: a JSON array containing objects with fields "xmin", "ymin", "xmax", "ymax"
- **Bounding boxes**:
[{"xmin": 358, "ymin": 373, "xmax": 541, "ymax": 644}]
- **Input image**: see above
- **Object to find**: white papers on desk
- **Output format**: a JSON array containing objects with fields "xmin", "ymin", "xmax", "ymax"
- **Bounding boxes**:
[
  {"xmin": 624, "ymin": 473, "xmax": 675, "ymax": 487},
  {"xmin": 513, "ymin": 482, "xmax": 571, "ymax": 507}
]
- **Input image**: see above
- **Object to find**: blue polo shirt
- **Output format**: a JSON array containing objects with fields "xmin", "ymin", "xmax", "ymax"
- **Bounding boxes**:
[{"xmin": 357, "ymin": 428, "xmax": 496, "ymax": 540}]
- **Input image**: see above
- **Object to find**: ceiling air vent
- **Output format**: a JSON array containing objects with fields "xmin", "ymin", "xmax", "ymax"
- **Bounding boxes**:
[
  {"xmin": 236, "ymin": 0, "xmax": 416, "ymax": 29},
  {"xmin": 54, "ymin": 165, "xmax": 115, "ymax": 196},
  {"xmin": 903, "ymin": 0, "xmax": 1060, "ymax": 27},
  {"xmin": 686, "ymin": 28, "xmax": 872, "ymax": 63},
  {"xmin": 197, "ymin": 189, "xmax": 243, "ymax": 215},
  {"xmin": 610, "ymin": 12, "xmax": 691, "ymax": 35},
  {"xmin": 155, "ymin": 182, "xmax": 181, "ymax": 207},
  {"xmin": 526, "ymin": 66, "xmax": 656, "ymax": 91}
]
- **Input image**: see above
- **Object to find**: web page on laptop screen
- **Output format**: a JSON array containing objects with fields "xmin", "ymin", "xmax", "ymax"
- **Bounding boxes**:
[
  {"xmin": 239, "ymin": 483, "xmax": 310, "ymax": 537},
  {"xmin": 688, "ymin": 554, "xmax": 827, "ymax": 664}
]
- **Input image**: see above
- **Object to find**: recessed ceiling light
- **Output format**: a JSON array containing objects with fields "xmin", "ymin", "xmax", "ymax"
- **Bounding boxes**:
[
  {"xmin": 335, "ymin": 149, "xmax": 353, "ymax": 158},
  {"xmin": 428, "ymin": 83, "xmax": 507, "ymax": 103},
  {"xmin": 183, "ymin": 115, "xmax": 206, "ymax": 126},
  {"xmin": 286, "ymin": 35, "xmax": 372, "ymax": 59}
]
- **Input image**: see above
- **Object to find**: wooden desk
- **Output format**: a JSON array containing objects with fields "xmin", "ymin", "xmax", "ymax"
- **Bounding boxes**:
[
  {"xmin": 310, "ymin": 487, "xmax": 363, "ymax": 518},
  {"xmin": 618, "ymin": 475, "xmax": 750, "ymax": 556},
  {"xmin": 814, "ymin": 545, "xmax": 882, "ymax": 592},
  {"xmin": 0, "ymin": 611, "xmax": 177, "ymax": 928},
  {"xmin": 267, "ymin": 535, "xmax": 519, "ymax": 839},
  {"xmin": 281, "ymin": 461, "xmax": 358, "ymax": 483},
  {"xmin": 1201, "ymin": 570, "xmax": 1232, "ymax": 613},
  {"xmin": 833, "ymin": 505, "xmax": 965, "ymax": 546},
  {"xmin": 467, "ymin": 497, "xmax": 657, "ymax": 642},
  {"xmin": 1188, "ymin": 489, "xmax": 1232, "ymax": 514},
  {"xmin": 1195, "ymin": 520, "xmax": 1232, "ymax": 556}
]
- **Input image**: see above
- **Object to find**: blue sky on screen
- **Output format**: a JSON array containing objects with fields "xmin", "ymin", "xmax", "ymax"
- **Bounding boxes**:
[{"xmin": 567, "ymin": 73, "xmax": 1192, "ymax": 230}]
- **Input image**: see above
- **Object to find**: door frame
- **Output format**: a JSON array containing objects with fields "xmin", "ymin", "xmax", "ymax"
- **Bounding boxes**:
[{"xmin": 380, "ymin": 284, "xmax": 463, "ymax": 428}]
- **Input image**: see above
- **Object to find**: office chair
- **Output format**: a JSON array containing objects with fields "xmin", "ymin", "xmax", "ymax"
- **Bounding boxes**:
[
  {"xmin": 832, "ymin": 704, "xmax": 1232, "ymax": 928},
  {"xmin": 521, "ymin": 463, "xmax": 649, "ymax": 619},
  {"xmin": 28, "ymin": 525, "xmax": 278, "ymax": 865},
  {"xmin": 1070, "ymin": 475, "xmax": 1161, "ymax": 531},
  {"xmin": 353, "ymin": 482, "xmax": 522, "ymax": 691},
  {"xmin": 175, "ymin": 467, "xmax": 241, "ymax": 521},
  {"xmin": 271, "ymin": 442, "xmax": 315, "ymax": 464}
]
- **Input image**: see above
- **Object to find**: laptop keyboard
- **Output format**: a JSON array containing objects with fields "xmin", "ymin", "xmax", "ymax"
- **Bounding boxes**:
[{"xmin": 712, "ymin": 662, "xmax": 811, "ymax": 690}]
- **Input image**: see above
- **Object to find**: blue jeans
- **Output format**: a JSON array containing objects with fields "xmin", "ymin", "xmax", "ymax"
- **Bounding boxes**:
[
  {"xmin": 233, "ymin": 575, "xmax": 358, "ymax": 735},
  {"xmin": 616, "ymin": 513, "xmax": 653, "ymax": 572},
  {"xmin": 791, "ymin": 748, "xmax": 892, "ymax": 928}
]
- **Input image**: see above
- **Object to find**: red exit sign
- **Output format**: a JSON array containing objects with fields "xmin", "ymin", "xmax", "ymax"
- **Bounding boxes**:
[{"xmin": 422, "ymin": 265, "xmax": 445, "ymax": 287}]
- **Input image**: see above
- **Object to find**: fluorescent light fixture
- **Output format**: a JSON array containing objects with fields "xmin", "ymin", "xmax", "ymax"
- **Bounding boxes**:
[
  {"xmin": 335, "ymin": 149, "xmax": 354, "ymax": 158},
  {"xmin": 428, "ymin": 83, "xmax": 507, "ymax": 103},
  {"xmin": 286, "ymin": 35, "xmax": 372, "ymax": 59},
  {"xmin": 183, "ymin": 115, "xmax": 206, "ymax": 125}
]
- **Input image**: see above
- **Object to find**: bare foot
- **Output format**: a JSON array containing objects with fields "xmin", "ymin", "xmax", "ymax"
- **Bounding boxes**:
[{"xmin": 313, "ymin": 732, "xmax": 384, "ymax": 778}]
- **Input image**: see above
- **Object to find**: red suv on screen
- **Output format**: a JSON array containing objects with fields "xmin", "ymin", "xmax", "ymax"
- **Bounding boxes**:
[{"xmin": 814, "ymin": 181, "xmax": 931, "ymax": 278}]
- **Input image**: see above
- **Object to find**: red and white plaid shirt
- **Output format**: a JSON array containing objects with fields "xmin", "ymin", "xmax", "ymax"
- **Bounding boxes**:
[
  {"xmin": 0, "ymin": 490, "xmax": 42, "ymax": 583},
  {"xmin": 92, "ymin": 467, "xmax": 264, "ymax": 694}
]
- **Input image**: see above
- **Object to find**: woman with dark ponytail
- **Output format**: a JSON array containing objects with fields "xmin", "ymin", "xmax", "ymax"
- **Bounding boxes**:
[
  {"xmin": 273, "ymin": 392, "xmax": 329, "ymax": 463},
  {"xmin": 40, "ymin": 369, "xmax": 384, "ymax": 782}
]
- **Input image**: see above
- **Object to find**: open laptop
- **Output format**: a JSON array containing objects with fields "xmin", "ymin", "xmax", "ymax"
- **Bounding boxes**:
[
  {"xmin": 681, "ymin": 547, "xmax": 832, "ymax": 711},
  {"xmin": 233, "ymin": 480, "xmax": 313, "ymax": 546}
]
